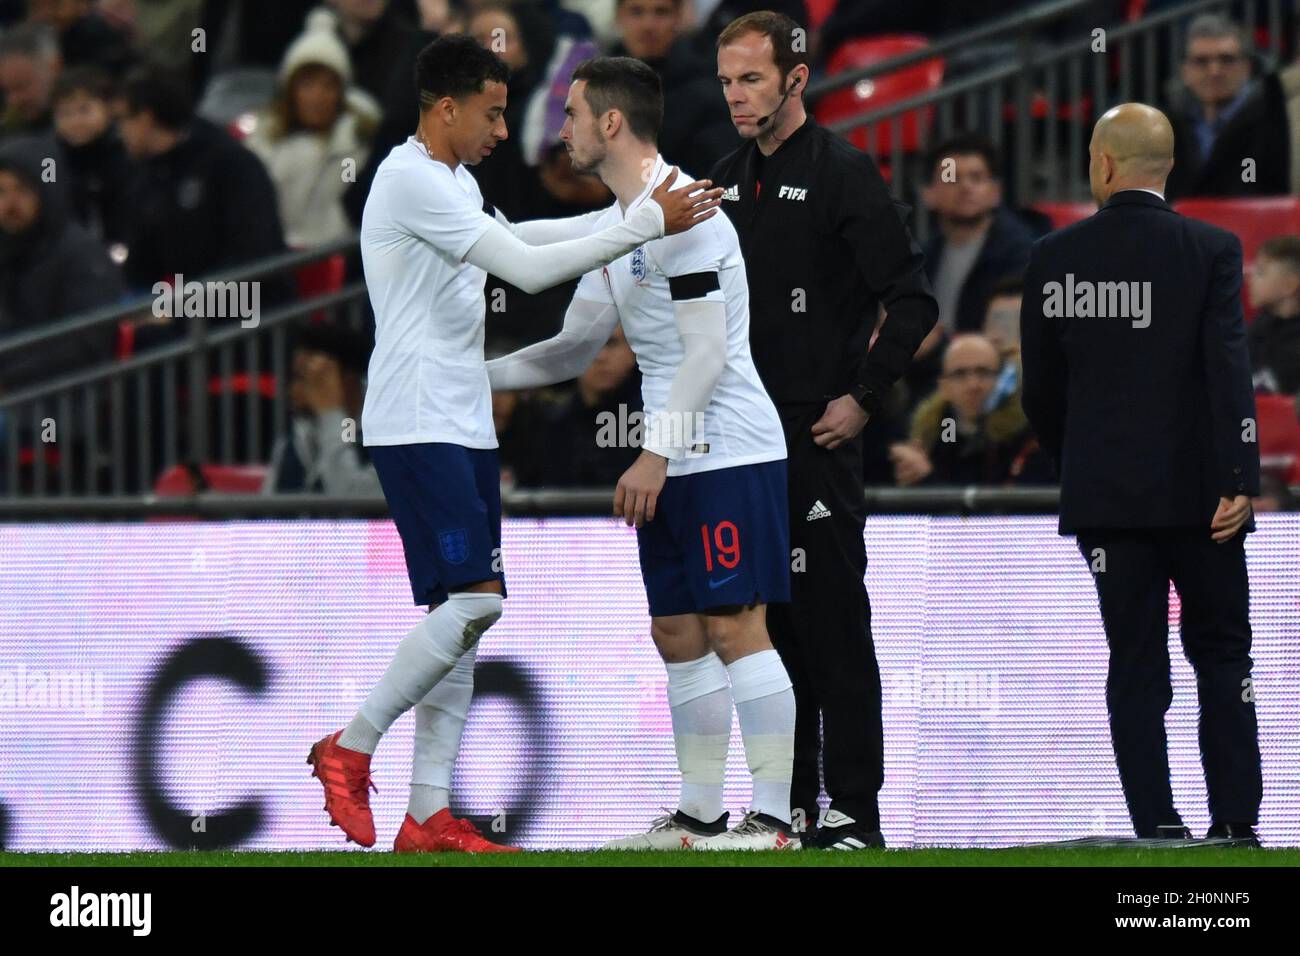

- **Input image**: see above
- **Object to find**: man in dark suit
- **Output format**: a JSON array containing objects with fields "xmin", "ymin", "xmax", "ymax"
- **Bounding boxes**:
[{"xmin": 1019, "ymin": 103, "xmax": 1263, "ymax": 845}]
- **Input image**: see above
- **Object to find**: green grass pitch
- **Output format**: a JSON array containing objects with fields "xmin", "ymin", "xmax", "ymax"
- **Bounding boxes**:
[{"xmin": 3, "ymin": 847, "xmax": 1297, "ymax": 867}]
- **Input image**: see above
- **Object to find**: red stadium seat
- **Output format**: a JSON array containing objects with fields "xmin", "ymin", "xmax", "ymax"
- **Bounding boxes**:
[
  {"xmin": 1172, "ymin": 198, "xmax": 1300, "ymax": 267},
  {"xmin": 207, "ymin": 371, "xmax": 277, "ymax": 398},
  {"xmin": 16, "ymin": 446, "xmax": 62, "ymax": 467},
  {"xmin": 815, "ymin": 35, "xmax": 944, "ymax": 160},
  {"xmin": 1000, "ymin": 92, "xmax": 1094, "ymax": 123},
  {"xmin": 154, "ymin": 462, "xmax": 269, "ymax": 495},
  {"xmin": 297, "ymin": 253, "xmax": 347, "ymax": 324},
  {"xmin": 1173, "ymin": 198, "xmax": 1300, "ymax": 322},
  {"xmin": 202, "ymin": 463, "xmax": 269, "ymax": 492},
  {"xmin": 1035, "ymin": 197, "xmax": 1300, "ymax": 269},
  {"xmin": 806, "ymin": 0, "xmax": 837, "ymax": 30},
  {"xmin": 115, "ymin": 320, "xmax": 136, "ymax": 360},
  {"xmin": 296, "ymin": 253, "xmax": 346, "ymax": 302},
  {"xmin": 153, "ymin": 464, "xmax": 200, "ymax": 496},
  {"xmin": 1033, "ymin": 200, "xmax": 1096, "ymax": 230},
  {"xmin": 1256, "ymin": 393, "xmax": 1300, "ymax": 484}
]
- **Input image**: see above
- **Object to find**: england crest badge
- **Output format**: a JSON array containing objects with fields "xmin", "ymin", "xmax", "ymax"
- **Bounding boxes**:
[
  {"xmin": 630, "ymin": 247, "xmax": 647, "ymax": 282},
  {"xmin": 438, "ymin": 528, "xmax": 469, "ymax": 565}
]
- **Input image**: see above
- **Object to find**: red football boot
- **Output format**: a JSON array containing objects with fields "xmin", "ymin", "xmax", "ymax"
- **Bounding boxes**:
[
  {"xmin": 393, "ymin": 809, "xmax": 522, "ymax": 853},
  {"xmin": 307, "ymin": 730, "xmax": 378, "ymax": 847}
]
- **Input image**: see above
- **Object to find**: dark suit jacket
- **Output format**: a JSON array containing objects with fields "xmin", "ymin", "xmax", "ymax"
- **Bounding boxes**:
[
  {"xmin": 925, "ymin": 206, "xmax": 1036, "ymax": 333},
  {"xmin": 1019, "ymin": 190, "xmax": 1260, "ymax": 534}
]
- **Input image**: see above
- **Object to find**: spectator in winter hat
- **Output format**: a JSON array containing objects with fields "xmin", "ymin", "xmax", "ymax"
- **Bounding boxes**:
[{"xmin": 246, "ymin": 8, "xmax": 381, "ymax": 248}]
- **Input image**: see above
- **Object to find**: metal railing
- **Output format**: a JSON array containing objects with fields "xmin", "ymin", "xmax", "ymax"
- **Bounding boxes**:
[
  {"xmin": 806, "ymin": 0, "xmax": 1289, "ymax": 238},
  {"xmin": 0, "ymin": 485, "xmax": 1066, "ymax": 519},
  {"xmin": 0, "ymin": 238, "xmax": 369, "ymax": 497},
  {"xmin": 1, "ymin": 483, "xmax": 1295, "ymax": 519}
]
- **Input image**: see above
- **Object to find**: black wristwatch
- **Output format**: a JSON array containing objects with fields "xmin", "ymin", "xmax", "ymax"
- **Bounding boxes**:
[{"xmin": 851, "ymin": 383, "xmax": 882, "ymax": 416}]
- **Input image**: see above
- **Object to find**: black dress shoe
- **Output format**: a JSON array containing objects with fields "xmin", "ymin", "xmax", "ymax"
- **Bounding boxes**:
[
  {"xmin": 1205, "ymin": 823, "xmax": 1261, "ymax": 847},
  {"xmin": 1155, "ymin": 824, "xmax": 1193, "ymax": 839}
]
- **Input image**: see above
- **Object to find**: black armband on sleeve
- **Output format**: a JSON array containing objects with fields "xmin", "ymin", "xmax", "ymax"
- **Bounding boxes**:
[{"xmin": 668, "ymin": 271, "xmax": 721, "ymax": 301}]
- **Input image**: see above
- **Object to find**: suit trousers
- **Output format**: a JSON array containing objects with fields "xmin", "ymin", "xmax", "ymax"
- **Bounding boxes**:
[{"xmin": 1075, "ymin": 528, "xmax": 1262, "ymax": 836}]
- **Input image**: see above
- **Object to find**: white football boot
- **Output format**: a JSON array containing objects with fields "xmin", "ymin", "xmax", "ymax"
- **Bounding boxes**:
[
  {"xmin": 600, "ymin": 810, "xmax": 729, "ymax": 850},
  {"xmin": 692, "ymin": 810, "xmax": 800, "ymax": 850}
]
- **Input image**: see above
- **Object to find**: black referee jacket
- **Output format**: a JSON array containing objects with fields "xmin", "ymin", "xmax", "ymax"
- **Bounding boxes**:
[{"xmin": 708, "ymin": 117, "xmax": 938, "ymax": 414}]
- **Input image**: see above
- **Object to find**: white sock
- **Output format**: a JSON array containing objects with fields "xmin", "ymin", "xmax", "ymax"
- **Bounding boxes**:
[
  {"xmin": 665, "ymin": 652, "xmax": 731, "ymax": 823},
  {"xmin": 726, "ymin": 649, "xmax": 795, "ymax": 825},
  {"xmin": 406, "ymin": 784, "xmax": 450, "ymax": 824},
  {"xmin": 408, "ymin": 644, "xmax": 477, "ymax": 823},
  {"xmin": 338, "ymin": 713, "xmax": 382, "ymax": 755},
  {"xmin": 339, "ymin": 592, "xmax": 501, "ymax": 754}
]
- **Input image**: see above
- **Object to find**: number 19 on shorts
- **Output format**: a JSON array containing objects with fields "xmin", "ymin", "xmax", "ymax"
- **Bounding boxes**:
[{"xmin": 700, "ymin": 521, "xmax": 741, "ymax": 572}]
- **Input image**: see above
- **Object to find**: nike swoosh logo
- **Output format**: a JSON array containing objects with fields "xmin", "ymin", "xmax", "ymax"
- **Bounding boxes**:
[{"xmin": 707, "ymin": 574, "xmax": 739, "ymax": 589}]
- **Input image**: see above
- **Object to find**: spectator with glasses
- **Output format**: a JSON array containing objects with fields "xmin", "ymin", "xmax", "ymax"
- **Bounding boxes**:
[
  {"xmin": 1165, "ymin": 13, "xmax": 1284, "ymax": 199},
  {"xmin": 889, "ymin": 333, "xmax": 1038, "ymax": 486}
]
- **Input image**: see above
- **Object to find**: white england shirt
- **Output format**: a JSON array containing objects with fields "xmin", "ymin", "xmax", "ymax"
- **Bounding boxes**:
[
  {"xmin": 575, "ymin": 156, "xmax": 785, "ymax": 477},
  {"xmin": 360, "ymin": 138, "xmax": 496, "ymax": 448}
]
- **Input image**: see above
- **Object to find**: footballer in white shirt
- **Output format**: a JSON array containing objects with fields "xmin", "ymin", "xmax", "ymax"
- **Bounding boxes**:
[
  {"xmin": 487, "ymin": 57, "xmax": 798, "ymax": 850},
  {"xmin": 306, "ymin": 35, "xmax": 722, "ymax": 854}
]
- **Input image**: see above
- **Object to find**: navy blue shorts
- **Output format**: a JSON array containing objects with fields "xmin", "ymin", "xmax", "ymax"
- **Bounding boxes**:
[
  {"xmin": 636, "ymin": 459, "xmax": 791, "ymax": 617},
  {"xmin": 370, "ymin": 442, "xmax": 505, "ymax": 606}
]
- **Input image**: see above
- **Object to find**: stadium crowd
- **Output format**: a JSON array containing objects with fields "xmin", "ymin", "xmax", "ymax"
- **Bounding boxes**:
[{"xmin": 0, "ymin": 0, "xmax": 1297, "ymax": 501}]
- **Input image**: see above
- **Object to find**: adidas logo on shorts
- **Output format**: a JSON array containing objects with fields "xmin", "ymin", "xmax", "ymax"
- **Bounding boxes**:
[{"xmin": 806, "ymin": 500, "xmax": 832, "ymax": 522}]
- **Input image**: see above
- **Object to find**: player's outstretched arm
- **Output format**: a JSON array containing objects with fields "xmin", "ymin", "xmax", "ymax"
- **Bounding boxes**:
[
  {"xmin": 467, "ymin": 206, "xmax": 661, "ymax": 294},
  {"xmin": 464, "ymin": 170, "xmax": 721, "ymax": 294},
  {"xmin": 493, "ymin": 207, "xmax": 609, "ymax": 245},
  {"xmin": 486, "ymin": 296, "xmax": 620, "ymax": 390}
]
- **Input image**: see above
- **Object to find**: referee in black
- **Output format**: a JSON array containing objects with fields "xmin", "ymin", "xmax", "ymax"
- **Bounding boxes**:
[{"xmin": 711, "ymin": 11, "xmax": 938, "ymax": 848}]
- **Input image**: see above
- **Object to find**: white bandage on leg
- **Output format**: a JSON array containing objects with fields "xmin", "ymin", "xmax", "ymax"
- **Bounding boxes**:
[
  {"xmin": 412, "ymin": 643, "xmax": 478, "ymax": 792},
  {"xmin": 356, "ymin": 592, "xmax": 501, "ymax": 740},
  {"xmin": 666, "ymin": 650, "xmax": 730, "ymax": 708},
  {"xmin": 666, "ymin": 652, "xmax": 732, "ymax": 822},
  {"xmin": 726, "ymin": 649, "xmax": 795, "ymax": 823}
]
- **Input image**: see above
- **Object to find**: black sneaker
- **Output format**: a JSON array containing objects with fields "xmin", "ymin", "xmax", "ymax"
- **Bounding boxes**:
[
  {"xmin": 806, "ymin": 809, "xmax": 886, "ymax": 849},
  {"xmin": 1205, "ymin": 823, "xmax": 1261, "ymax": 847}
]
